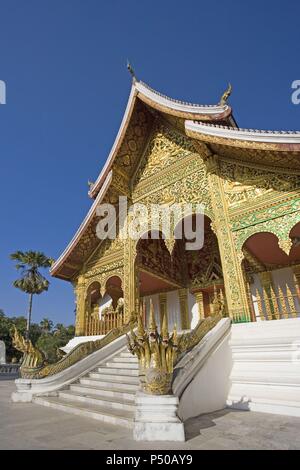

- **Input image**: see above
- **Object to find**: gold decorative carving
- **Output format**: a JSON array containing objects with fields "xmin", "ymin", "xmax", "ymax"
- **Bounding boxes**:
[
  {"xmin": 278, "ymin": 238, "xmax": 293, "ymax": 256},
  {"xmin": 206, "ymin": 158, "xmax": 251, "ymax": 322},
  {"xmin": 127, "ymin": 301, "xmax": 223, "ymax": 395},
  {"xmin": 176, "ymin": 314, "xmax": 223, "ymax": 354},
  {"xmin": 135, "ymin": 122, "xmax": 195, "ymax": 182},
  {"xmin": 253, "ymin": 282, "xmax": 299, "ymax": 320},
  {"xmin": 11, "ymin": 326, "xmax": 45, "ymax": 375},
  {"xmin": 221, "ymin": 161, "xmax": 300, "ymax": 208},
  {"xmin": 127, "ymin": 303, "xmax": 178, "ymax": 395}
]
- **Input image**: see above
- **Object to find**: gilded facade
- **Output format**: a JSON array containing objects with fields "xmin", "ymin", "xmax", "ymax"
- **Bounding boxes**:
[{"xmin": 50, "ymin": 79, "xmax": 300, "ymax": 335}]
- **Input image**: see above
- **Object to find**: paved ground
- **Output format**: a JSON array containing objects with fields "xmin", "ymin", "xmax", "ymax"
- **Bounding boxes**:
[{"xmin": 1, "ymin": 379, "xmax": 300, "ymax": 450}]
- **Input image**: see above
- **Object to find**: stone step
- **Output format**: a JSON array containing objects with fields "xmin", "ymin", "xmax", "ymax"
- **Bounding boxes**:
[
  {"xmin": 97, "ymin": 366, "xmax": 139, "ymax": 376},
  {"xmin": 33, "ymin": 396, "xmax": 134, "ymax": 428},
  {"xmin": 120, "ymin": 352, "xmax": 135, "ymax": 358},
  {"xmin": 106, "ymin": 362, "xmax": 138, "ymax": 370},
  {"xmin": 113, "ymin": 356, "xmax": 138, "ymax": 363},
  {"xmin": 58, "ymin": 390, "xmax": 135, "ymax": 412},
  {"xmin": 70, "ymin": 383, "xmax": 136, "ymax": 402},
  {"xmin": 79, "ymin": 377, "xmax": 140, "ymax": 391},
  {"xmin": 87, "ymin": 370, "xmax": 139, "ymax": 383}
]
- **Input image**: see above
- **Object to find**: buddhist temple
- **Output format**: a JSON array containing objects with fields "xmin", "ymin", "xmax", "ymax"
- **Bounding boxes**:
[
  {"xmin": 12, "ymin": 76, "xmax": 300, "ymax": 433},
  {"xmin": 50, "ymin": 77, "xmax": 300, "ymax": 333}
]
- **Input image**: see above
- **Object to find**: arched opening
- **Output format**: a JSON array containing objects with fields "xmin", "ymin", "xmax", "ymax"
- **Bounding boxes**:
[
  {"xmin": 105, "ymin": 276, "xmax": 123, "ymax": 310},
  {"xmin": 137, "ymin": 230, "xmax": 180, "ymax": 329},
  {"xmin": 84, "ymin": 281, "xmax": 101, "ymax": 335},
  {"xmin": 85, "ymin": 276, "xmax": 124, "ymax": 336},
  {"xmin": 136, "ymin": 214, "xmax": 225, "ymax": 331},
  {"xmin": 242, "ymin": 230, "xmax": 300, "ymax": 321},
  {"xmin": 179, "ymin": 214, "xmax": 226, "ymax": 327},
  {"xmin": 86, "ymin": 281, "xmax": 101, "ymax": 319}
]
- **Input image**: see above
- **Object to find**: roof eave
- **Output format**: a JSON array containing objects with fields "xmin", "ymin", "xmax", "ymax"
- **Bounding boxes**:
[{"xmin": 185, "ymin": 120, "xmax": 300, "ymax": 150}]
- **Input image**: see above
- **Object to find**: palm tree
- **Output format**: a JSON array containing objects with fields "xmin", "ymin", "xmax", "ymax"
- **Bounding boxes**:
[
  {"xmin": 40, "ymin": 317, "xmax": 53, "ymax": 334},
  {"xmin": 10, "ymin": 251, "xmax": 53, "ymax": 339}
]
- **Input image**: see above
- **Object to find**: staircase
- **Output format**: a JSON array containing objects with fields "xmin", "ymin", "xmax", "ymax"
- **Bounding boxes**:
[
  {"xmin": 33, "ymin": 347, "xmax": 139, "ymax": 428},
  {"xmin": 227, "ymin": 318, "xmax": 300, "ymax": 417}
]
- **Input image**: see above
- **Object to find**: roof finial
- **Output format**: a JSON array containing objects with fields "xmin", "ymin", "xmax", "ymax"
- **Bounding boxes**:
[
  {"xmin": 127, "ymin": 60, "xmax": 137, "ymax": 82},
  {"xmin": 219, "ymin": 83, "xmax": 232, "ymax": 106}
]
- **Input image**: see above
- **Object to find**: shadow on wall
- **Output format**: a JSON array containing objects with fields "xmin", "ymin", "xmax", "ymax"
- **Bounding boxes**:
[{"xmin": 176, "ymin": 322, "xmax": 234, "ymax": 421}]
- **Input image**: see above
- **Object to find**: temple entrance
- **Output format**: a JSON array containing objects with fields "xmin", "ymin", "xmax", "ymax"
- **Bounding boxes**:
[
  {"xmin": 242, "ymin": 223, "xmax": 300, "ymax": 321},
  {"xmin": 136, "ymin": 215, "xmax": 226, "ymax": 331},
  {"xmin": 84, "ymin": 276, "xmax": 124, "ymax": 335}
]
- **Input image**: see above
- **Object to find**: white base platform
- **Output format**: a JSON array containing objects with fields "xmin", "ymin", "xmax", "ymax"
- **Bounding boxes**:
[
  {"xmin": 133, "ymin": 392, "xmax": 185, "ymax": 442},
  {"xmin": 227, "ymin": 318, "xmax": 300, "ymax": 418}
]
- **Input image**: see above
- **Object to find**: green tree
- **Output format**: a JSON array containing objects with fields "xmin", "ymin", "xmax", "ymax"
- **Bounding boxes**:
[
  {"xmin": 0, "ymin": 310, "xmax": 13, "ymax": 360},
  {"xmin": 40, "ymin": 317, "xmax": 53, "ymax": 334},
  {"xmin": 10, "ymin": 251, "xmax": 53, "ymax": 339},
  {"xmin": 36, "ymin": 323, "xmax": 75, "ymax": 363},
  {"xmin": 0, "ymin": 311, "xmax": 27, "ymax": 362},
  {"xmin": 0, "ymin": 310, "xmax": 74, "ymax": 364}
]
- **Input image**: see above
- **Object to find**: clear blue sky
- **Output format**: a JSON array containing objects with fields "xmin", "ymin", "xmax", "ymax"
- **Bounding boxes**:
[{"xmin": 0, "ymin": 0, "xmax": 299, "ymax": 326}]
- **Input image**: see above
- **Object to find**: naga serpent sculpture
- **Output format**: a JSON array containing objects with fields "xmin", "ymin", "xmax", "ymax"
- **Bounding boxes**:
[
  {"xmin": 127, "ymin": 301, "xmax": 223, "ymax": 395},
  {"xmin": 11, "ymin": 311, "xmax": 137, "ymax": 379}
]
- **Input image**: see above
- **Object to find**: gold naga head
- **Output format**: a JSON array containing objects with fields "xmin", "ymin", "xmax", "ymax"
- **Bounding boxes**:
[
  {"xmin": 148, "ymin": 299, "xmax": 158, "ymax": 342},
  {"xmin": 161, "ymin": 311, "xmax": 169, "ymax": 344},
  {"xmin": 11, "ymin": 325, "xmax": 29, "ymax": 353},
  {"xmin": 219, "ymin": 83, "xmax": 232, "ymax": 106},
  {"xmin": 136, "ymin": 303, "xmax": 146, "ymax": 340},
  {"xmin": 172, "ymin": 323, "xmax": 178, "ymax": 348}
]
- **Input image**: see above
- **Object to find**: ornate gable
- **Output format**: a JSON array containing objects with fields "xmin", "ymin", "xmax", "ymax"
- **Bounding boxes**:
[{"xmin": 134, "ymin": 121, "xmax": 195, "ymax": 184}]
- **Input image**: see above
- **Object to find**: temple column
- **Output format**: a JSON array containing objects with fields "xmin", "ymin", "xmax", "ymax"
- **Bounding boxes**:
[
  {"xmin": 158, "ymin": 293, "xmax": 168, "ymax": 328},
  {"xmin": 194, "ymin": 291, "xmax": 205, "ymax": 320},
  {"xmin": 178, "ymin": 288, "xmax": 190, "ymax": 330},
  {"xmin": 123, "ymin": 237, "xmax": 138, "ymax": 322},
  {"xmin": 206, "ymin": 156, "xmax": 251, "ymax": 322},
  {"xmin": 74, "ymin": 275, "xmax": 86, "ymax": 336}
]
